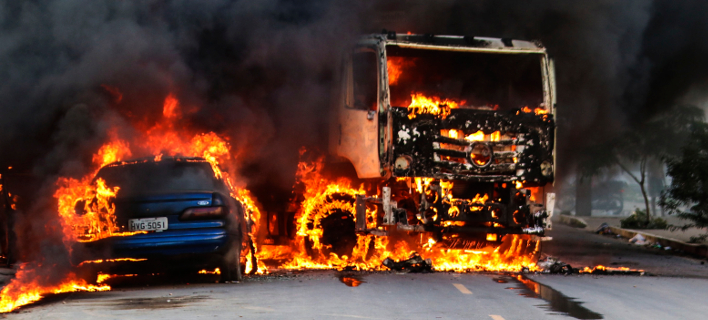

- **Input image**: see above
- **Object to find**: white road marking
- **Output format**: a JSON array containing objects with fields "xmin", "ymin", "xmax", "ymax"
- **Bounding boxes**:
[
  {"xmin": 452, "ymin": 283, "xmax": 472, "ymax": 294},
  {"xmin": 489, "ymin": 315, "xmax": 505, "ymax": 320},
  {"xmin": 321, "ymin": 314, "xmax": 385, "ymax": 319},
  {"xmin": 242, "ymin": 305, "xmax": 275, "ymax": 311}
]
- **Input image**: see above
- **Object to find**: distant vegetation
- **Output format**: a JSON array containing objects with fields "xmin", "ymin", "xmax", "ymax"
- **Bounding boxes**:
[
  {"xmin": 661, "ymin": 122, "xmax": 708, "ymax": 242},
  {"xmin": 582, "ymin": 105, "xmax": 704, "ymax": 228}
]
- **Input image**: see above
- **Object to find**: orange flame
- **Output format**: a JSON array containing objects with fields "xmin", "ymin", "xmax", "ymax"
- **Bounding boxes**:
[
  {"xmin": 407, "ymin": 93, "xmax": 463, "ymax": 119},
  {"xmin": 198, "ymin": 268, "xmax": 221, "ymax": 275},
  {"xmin": 55, "ymin": 177, "xmax": 145, "ymax": 245},
  {"xmin": 520, "ymin": 106, "xmax": 548, "ymax": 115},
  {"xmin": 96, "ymin": 273, "xmax": 137, "ymax": 284},
  {"xmin": 387, "ymin": 57, "xmax": 416, "ymax": 86},
  {"xmin": 0, "ymin": 264, "xmax": 110, "ymax": 313},
  {"xmin": 76, "ymin": 258, "xmax": 147, "ymax": 267},
  {"xmin": 92, "ymin": 139, "xmax": 132, "ymax": 168},
  {"xmin": 162, "ymin": 93, "xmax": 179, "ymax": 119},
  {"xmin": 441, "ymin": 130, "xmax": 501, "ymax": 142},
  {"xmin": 251, "ymin": 155, "xmax": 542, "ymax": 273},
  {"xmin": 2, "ymin": 92, "xmax": 254, "ymax": 312}
]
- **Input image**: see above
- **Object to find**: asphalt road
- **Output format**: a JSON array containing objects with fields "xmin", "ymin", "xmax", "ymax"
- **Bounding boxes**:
[
  {"xmin": 4, "ymin": 224, "xmax": 708, "ymax": 319},
  {"xmin": 4, "ymin": 270, "xmax": 708, "ymax": 320}
]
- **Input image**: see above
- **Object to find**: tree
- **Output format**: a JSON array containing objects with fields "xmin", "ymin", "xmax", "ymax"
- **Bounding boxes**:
[
  {"xmin": 581, "ymin": 105, "xmax": 703, "ymax": 226},
  {"xmin": 660, "ymin": 122, "xmax": 708, "ymax": 241}
]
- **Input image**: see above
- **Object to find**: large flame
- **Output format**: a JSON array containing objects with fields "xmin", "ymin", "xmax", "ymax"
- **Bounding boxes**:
[
  {"xmin": 252, "ymin": 154, "xmax": 542, "ymax": 273},
  {"xmin": 0, "ymin": 92, "xmax": 555, "ymax": 313},
  {"xmin": 387, "ymin": 57, "xmax": 416, "ymax": 86},
  {"xmin": 0, "ymin": 264, "xmax": 110, "ymax": 313},
  {"xmin": 55, "ymin": 177, "xmax": 143, "ymax": 245},
  {"xmin": 1, "ymin": 92, "xmax": 259, "ymax": 313}
]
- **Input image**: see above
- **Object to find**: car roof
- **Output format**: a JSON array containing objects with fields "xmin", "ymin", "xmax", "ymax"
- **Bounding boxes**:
[{"xmin": 101, "ymin": 156, "xmax": 209, "ymax": 169}]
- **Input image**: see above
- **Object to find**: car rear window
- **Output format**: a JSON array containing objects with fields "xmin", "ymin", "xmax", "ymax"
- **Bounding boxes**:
[{"xmin": 95, "ymin": 160, "xmax": 220, "ymax": 195}]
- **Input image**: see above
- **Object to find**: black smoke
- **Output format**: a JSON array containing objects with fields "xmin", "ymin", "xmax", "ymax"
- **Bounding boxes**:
[{"xmin": 2, "ymin": 0, "xmax": 708, "ymax": 259}]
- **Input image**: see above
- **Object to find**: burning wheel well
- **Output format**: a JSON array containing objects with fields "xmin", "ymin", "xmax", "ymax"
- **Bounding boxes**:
[{"xmin": 300, "ymin": 192, "xmax": 360, "ymax": 259}]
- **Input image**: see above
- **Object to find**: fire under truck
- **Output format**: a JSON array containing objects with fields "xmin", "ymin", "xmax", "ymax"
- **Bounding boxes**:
[{"xmin": 267, "ymin": 32, "xmax": 557, "ymax": 256}]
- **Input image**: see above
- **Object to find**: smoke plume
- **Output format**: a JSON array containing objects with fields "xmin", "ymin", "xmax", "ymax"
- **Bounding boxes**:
[{"xmin": 2, "ymin": 0, "xmax": 708, "ymax": 258}]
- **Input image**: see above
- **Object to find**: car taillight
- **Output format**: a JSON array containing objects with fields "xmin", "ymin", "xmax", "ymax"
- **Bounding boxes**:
[{"xmin": 180, "ymin": 206, "xmax": 225, "ymax": 220}]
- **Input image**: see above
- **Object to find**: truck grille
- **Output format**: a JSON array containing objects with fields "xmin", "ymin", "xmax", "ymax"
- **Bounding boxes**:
[{"xmin": 433, "ymin": 129, "xmax": 520, "ymax": 174}]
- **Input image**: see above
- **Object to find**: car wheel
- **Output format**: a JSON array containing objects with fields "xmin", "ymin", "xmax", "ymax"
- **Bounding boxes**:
[{"xmin": 220, "ymin": 236, "xmax": 243, "ymax": 282}]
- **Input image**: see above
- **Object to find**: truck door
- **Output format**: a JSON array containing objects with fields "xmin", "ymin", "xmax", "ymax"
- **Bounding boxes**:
[{"xmin": 333, "ymin": 48, "xmax": 382, "ymax": 179}]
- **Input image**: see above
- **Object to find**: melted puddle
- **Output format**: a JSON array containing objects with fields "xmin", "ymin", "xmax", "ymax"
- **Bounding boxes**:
[
  {"xmin": 498, "ymin": 275, "xmax": 603, "ymax": 319},
  {"xmin": 337, "ymin": 273, "xmax": 366, "ymax": 287},
  {"xmin": 492, "ymin": 277, "xmax": 508, "ymax": 283}
]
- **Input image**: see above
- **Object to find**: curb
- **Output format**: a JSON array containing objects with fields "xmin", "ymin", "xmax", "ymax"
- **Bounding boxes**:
[
  {"xmin": 558, "ymin": 214, "xmax": 588, "ymax": 229},
  {"xmin": 608, "ymin": 226, "xmax": 708, "ymax": 259}
]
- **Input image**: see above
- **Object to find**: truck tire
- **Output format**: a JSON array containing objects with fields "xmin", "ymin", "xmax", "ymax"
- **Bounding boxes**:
[
  {"xmin": 318, "ymin": 208, "xmax": 357, "ymax": 257},
  {"xmin": 301, "ymin": 192, "xmax": 358, "ymax": 259}
]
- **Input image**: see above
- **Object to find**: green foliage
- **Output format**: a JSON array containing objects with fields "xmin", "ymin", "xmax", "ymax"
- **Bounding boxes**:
[
  {"xmin": 579, "ymin": 105, "xmax": 704, "ymax": 223},
  {"xmin": 620, "ymin": 208, "xmax": 668, "ymax": 229},
  {"xmin": 660, "ymin": 122, "xmax": 708, "ymax": 239},
  {"xmin": 688, "ymin": 234, "xmax": 707, "ymax": 244}
]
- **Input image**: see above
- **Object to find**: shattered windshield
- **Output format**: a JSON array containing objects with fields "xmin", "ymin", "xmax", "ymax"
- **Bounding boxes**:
[
  {"xmin": 386, "ymin": 46, "xmax": 545, "ymax": 111},
  {"xmin": 95, "ymin": 160, "xmax": 220, "ymax": 195}
]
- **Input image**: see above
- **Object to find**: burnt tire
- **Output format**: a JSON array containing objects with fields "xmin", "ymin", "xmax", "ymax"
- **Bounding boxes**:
[
  {"xmin": 220, "ymin": 237, "xmax": 243, "ymax": 282},
  {"xmin": 318, "ymin": 209, "xmax": 357, "ymax": 257},
  {"xmin": 301, "ymin": 192, "xmax": 358, "ymax": 259}
]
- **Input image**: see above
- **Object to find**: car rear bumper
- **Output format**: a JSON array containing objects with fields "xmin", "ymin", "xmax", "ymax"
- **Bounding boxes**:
[
  {"xmin": 112, "ymin": 228, "xmax": 230, "ymax": 256},
  {"xmin": 72, "ymin": 228, "xmax": 233, "ymax": 265}
]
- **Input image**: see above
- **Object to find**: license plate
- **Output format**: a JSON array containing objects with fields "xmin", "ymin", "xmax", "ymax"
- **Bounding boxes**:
[{"xmin": 129, "ymin": 217, "xmax": 168, "ymax": 232}]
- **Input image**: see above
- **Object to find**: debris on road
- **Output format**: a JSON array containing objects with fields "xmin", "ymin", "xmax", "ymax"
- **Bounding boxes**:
[
  {"xmin": 537, "ymin": 255, "xmax": 645, "ymax": 275},
  {"xmin": 595, "ymin": 223, "xmax": 614, "ymax": 235},
  {"xmin": 629, "ymin": 234, "xmax": 647, "ymax": 245},
  {"xmin": 537, "ymin": 256, "xmax": 574, "ymax": 274},
  {"xmin": 382, "ymin": 253, "xmax": 433, "ymax": 273}
]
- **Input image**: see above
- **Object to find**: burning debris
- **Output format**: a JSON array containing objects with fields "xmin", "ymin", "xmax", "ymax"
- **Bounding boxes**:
[
  {"xmin": 382, "ymin": 253, "xmax": 433, "ymax": 273},
  {"xmin": 536, "ymin": 256, "xmax": 645, "ymax": 276}
]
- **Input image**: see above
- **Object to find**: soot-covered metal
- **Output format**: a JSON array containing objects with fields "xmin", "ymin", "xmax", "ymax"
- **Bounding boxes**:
[{"xmin": 392, "ymin": 108, "xmax": 555, "ymax": 185}]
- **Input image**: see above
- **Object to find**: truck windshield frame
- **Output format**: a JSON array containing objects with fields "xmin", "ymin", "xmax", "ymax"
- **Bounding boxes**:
[{"xmin": 386, "ymin": 45, "xmax": 546, "ymax": 112}]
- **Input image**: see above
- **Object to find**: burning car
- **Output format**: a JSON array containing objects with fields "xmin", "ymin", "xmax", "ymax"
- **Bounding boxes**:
[{"xmin": 72, "ymin": 156, "xmax": 247, "ymax": 282}]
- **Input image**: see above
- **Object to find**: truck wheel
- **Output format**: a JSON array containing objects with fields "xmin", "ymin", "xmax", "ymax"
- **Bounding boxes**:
[
  {"xmin": 220, "ymin": 237, "xmax": 243, "ymax": 282},
  {"xmin": 301, "ymin": 192, "xmax": 358, "ymax": 259},
  {"xmin": 318, "ymin": 208, "xmax": 357, "ymax": 257}
]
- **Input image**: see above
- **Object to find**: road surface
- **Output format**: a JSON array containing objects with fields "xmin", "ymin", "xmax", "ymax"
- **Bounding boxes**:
[
  {"xmin": 3, "ymin": 224, "xmax": 708, "ymax": 319},
  {"xmin": 4, "ymin": 270, "xmax": 708, "ymax": 320}
]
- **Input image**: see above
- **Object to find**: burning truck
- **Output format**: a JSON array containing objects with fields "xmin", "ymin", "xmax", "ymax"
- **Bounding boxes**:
[{"xmin": 269, "ymin": 33, "xmax": 557, "ymax": 264}]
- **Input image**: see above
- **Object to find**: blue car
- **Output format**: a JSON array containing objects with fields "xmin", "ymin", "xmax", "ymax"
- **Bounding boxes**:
[{"xmin": 74, "ymin": 156, "xmax": 246, "ymax": 282}]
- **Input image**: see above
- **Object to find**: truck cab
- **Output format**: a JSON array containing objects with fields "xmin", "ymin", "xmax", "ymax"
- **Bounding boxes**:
[{"xmin": 329, "ymin": 33, "xmax": 556, "ymax": 249}]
